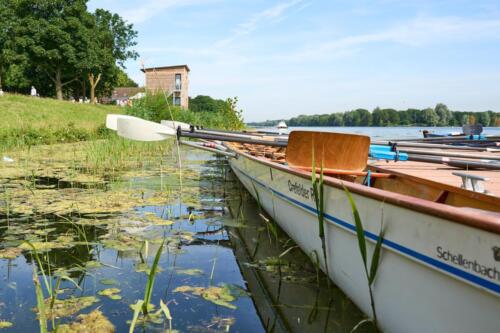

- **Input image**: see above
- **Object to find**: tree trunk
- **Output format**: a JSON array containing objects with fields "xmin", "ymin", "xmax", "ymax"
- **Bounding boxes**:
[
  {"xmin": 55, "ymin": 67, "xmax": 63, "ymax": 100},
  {"xmin": 0, "ymin": 63, "xmax": 3, "ymax": 90},
  {"xmin": 74, "ymin": 81, "xmax": 80, "ymax": 101},
  {"xmin": 82, "ymin": 79, "xmax": 86, "ymax": 101},
  {"xmin": 88, "ymin": 73, "xmax": 102, "ymax": 104}
]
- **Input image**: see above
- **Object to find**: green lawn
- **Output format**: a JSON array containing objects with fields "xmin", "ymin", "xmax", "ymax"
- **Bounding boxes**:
[{"xmin": 0, "ymin": 93, "xmax": 123, "ymax": 150}]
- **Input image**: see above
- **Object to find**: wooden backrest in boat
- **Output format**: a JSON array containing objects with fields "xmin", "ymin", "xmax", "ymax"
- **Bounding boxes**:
[{"xmin": 286, "ymin": 131, "xmax": 371, "ymax": 172}]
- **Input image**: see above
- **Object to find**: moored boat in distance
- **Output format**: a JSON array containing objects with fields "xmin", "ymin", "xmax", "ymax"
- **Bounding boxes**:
[
  {"xmin": 225, "ymin": 132, "xmax": 500, "ymax": 333},
  {"xmin": 277, "ymin": 121, "xmax": 288, "ymax": 135}
]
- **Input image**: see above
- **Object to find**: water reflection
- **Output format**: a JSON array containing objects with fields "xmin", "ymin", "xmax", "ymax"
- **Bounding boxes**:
[{"xmin": 0, "ymin": 145, "xmax": 372, "ymax": 332}]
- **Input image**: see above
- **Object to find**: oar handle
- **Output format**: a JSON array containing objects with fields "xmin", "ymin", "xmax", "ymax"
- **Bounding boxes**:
[{"xmin": 179, "ymin": 130, "xmax": 288, "ymax": 147}]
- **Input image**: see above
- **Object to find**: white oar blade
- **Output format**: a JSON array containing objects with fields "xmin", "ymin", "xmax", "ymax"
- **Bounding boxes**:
[
  {"xmin": 161, "ymin": 120, "xmax": 191, "ymax": 131},
  {"xmin": 117, "ymin": 117, "xmax": 176, "ymax": 142},
  {"xmin": 106, "ymin": 114, "xmax": 140, "ymax": 131}
]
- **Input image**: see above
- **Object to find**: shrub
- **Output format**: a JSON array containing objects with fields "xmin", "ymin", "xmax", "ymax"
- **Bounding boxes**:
[{"xmin": 125, "ymin": 93, "xmax": 244, "ymax": 130}]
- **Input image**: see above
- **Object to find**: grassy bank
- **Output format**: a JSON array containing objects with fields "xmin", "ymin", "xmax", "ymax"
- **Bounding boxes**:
[{"xmin": 0, "ymin": 94, "xmax": 123, "ymax": 150}]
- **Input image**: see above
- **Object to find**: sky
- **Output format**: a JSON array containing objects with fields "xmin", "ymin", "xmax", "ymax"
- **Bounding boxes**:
[{"xmin": 88, "ymin": 0, "xmax": 500, "ymax": 122}]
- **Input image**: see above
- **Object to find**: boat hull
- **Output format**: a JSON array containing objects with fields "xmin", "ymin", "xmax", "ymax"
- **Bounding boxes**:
[{"xmin": 228, "ymin": 152, "xmax": 500, "ymax": 333}]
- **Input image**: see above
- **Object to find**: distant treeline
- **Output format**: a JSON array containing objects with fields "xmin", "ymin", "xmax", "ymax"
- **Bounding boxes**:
[{"xmin": 248, "ymin": 104, "xmax": 499, "ymax": 127}]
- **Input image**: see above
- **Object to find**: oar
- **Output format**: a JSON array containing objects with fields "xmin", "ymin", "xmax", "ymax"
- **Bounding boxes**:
[
  {"xmin": 285, "ymin": 131, "xmax": 371, "ymax": 173},
  {"xmin": 373, "ymin": 140, "xmax": 499, "ymax": 152},
  {"xmin": 107, "ymin": 115, "xmax": 500, "ymax": 170},
  {"xmin": 155, "ymin": 117, "xmax": 500, "ymax": 153},
  {"xmin": 116, "ymin": 116, "xmax": 176, "ymax": 141},
  {"xmin": 408, "ymin": 155, "xmax": 500, "ymax": 170},
  {"xmin": 110, "ymin": 115, "xmax": 286, "ymax": 146},
  {"xmin": 401, "ymin": 148, "xmax": 500, "ymax": 161},
  {"xmin": 160, "ymin": 119, "xmax": 280, "ymax": 140}
]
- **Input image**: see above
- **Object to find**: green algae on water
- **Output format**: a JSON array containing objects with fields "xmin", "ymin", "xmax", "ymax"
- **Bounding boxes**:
[
  {"xmin": 57, "ymin": 310, "xmax": 114, "ymax": 333},
  {"xmin": 0, "ymin": 247, "xmax": 22, "ymax": 259},
  {"xmin": 37, "ymin": 296, "xmax": 99, "ymax": 318},
  {"xmin": 174, "ymin": 285, "xmax": 239, "ymax": 310},
  {"xmin": 0, "ymin": 321, "xmax": 13, "ymax": 329},
  {"xmin": 98, "ymin": 288, "xmax": 122, "ymax": 300}
]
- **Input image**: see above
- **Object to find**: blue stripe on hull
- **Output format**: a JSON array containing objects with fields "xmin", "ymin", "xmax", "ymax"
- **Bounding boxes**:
[{"xmin": 231, "ymin": 163, "xmax": 500, "ymax": 295}]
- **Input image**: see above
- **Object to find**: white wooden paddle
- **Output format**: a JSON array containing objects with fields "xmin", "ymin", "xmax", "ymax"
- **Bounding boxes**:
[
  {"xmin": 106, "ymin": 114, "xmax": 142, "ymax": 131},
  {"xmin": 161, "ymin": 120, "xmax": 191, "ymax": 131},
  {"xmin": 116, "ymin": 117, "xmax": 176, "ymax": 141}
]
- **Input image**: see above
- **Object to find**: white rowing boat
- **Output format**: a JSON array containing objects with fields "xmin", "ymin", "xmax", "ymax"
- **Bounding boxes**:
[
  {"xmin": 106, "ymin": 114, "xmax": 500, "ymax": 332},
  {"xmin": 225, "ymin": 141, "xmax": 500, "ymax": 333}
]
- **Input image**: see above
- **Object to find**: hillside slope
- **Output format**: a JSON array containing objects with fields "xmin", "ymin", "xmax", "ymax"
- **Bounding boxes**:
[{"xmin": 0, "ymin": 94, "xmax": 123, "ymax": 149}]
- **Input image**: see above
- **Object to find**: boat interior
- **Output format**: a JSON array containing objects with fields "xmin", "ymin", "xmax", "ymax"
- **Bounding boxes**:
[{"xmin": 227, "ymin": 142, "xmax": 500, "ymax": 213}]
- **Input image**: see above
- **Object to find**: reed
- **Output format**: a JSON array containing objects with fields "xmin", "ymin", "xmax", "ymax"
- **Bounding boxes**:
[
  {"xmin": 33, "ymin": 266, "xmax": 48, "ymax": 333},
  {"xmin": 311, "ymin": 149, "xmax": 330, "ymax": 289},
  {"xmin": 142, "ymin": 240, "xmax": 165, "ymax": 315},
  {"xmin": 159, "ymin": 300, "xmax": 173, "ymax": 332},
  {"xmin": 344, "ymin": 187, "xmax": 385, "ymax": 329},
  {"xmin": 129, "ymin": 300, "xmax": 145, "ymax": 333}
]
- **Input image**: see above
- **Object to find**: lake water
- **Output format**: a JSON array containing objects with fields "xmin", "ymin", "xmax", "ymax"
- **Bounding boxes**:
[
  {"xmin": 0, "ymin": 140, "xmax": 373, "ymax": 333},
  {"xmin": 261, "ymin": 126, "xmax": 500, "ymax": 140}
]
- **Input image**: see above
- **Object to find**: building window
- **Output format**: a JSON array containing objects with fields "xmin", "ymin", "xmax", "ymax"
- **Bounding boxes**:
[
  {"xmin": 174, "ymin": 96, "xmax": 181, "ymax": 106},
  {"xmin": 175, "ymin": 74, "xmax": 181, "ymax": 90}
]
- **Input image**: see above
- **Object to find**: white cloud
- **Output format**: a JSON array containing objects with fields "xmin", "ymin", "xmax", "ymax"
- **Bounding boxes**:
[
  {"xmin": 97, "ymin": 0, "xmax": 218, "ymax": 24},
  {"xmin": 281, "ymin": 16, "xmax": 500, "ymax": 61},
  {"xmin": 214, "ymin": 0, "xmax": 307, "ymax": 47}
]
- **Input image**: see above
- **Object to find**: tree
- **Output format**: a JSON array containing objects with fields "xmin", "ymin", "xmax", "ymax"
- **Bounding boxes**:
[
  {"xmin": 115, "ymin": 68, "xmax": 138, "ymax": 87},
  {"xmin": 384, "ymin": 109, "xmax": 399, "ymax": 126},
  {"xmin": 0, "ymin": 1, "xmax": 11, "ymax": 89},
  {"xmin": 435, "ymin": 103, "xmax": 452, "ymax": 126},
  {"xmin": 328, "ymin": 113, "xmax": 344, "ymax": 126},
  {"xmin": 372, "ymin": 107, "xmax": 391, "ymax": 126},
  {"xmin": 356, "ymin": 109, "xmax": 372, "ymax": 126},
  {"xmin": 12, "ymin": 0, "xmax": 94, "ymax": 99},
  {"xmin": 475, "ymin": 112, "xmax": 490, "ymax": 127},
  {"xmin": 189, "ymin": 95, "xmax": 226, "ymax": 113},
  {"xmin": 82, "ymin": 9, "xmax": 138, "ymax": 103},
  {"xmin": 0, "ymin": 1, "xmax": 32, "ymax": 92},
  {"xmin": 423, "ymin": 108, "xmax": 439, "ymax": 126}
]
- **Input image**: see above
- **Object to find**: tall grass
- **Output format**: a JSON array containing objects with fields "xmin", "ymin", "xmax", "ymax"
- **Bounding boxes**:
[
  {"xmin": 311, "ymin": 149, "xmax": 330, "ymax": 289},
  {"xmin": 344, "ymin": 188, "xmax": 385, "ymax": 330},
  {"xmin": 142, "ymin": 241, "xmax": 165, "ymax": 315},
  {"xmin": 82, "ymin": 134, "xmax": 172, "ymax": 178}
]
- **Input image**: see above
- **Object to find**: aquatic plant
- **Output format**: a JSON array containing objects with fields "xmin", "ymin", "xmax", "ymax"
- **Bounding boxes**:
[
  {"xmin": 26, "ymin": 241, "xmax": 84, "ymax": 332},
  {"xmin": 251, "ymin": 182, "xmax": 278, "ymax": 243},
  {"xmin": 0, "ymin": 321, "xmax": 13, "ymax": 329},
  {"xmin": 57, "ymin": 310, "xmax": 115, "ymax": 333},
  {"xmin": 311, "ymin": 148, "xmax": 330, "ymax": 289},
  {"xmin": 129, "ymin": 300, "xmax": 144, "ymax": 333},
  {"xmin": 159, "ymin": 300, "xmax": 173, "ymax": 332},
  {"xmin": 33, "ymin": 266, "xmax": 48, "ymax": 333},
  {"xmin": 344, "ymin": 187, "xmax": 385, "ymax": 329},
  {"xmin": 142, "ymin": 240, "xmax": 164, "ymax": 315}
]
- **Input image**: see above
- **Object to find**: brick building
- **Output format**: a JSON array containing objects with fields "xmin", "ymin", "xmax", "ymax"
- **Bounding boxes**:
[{"xmin": 142, "ymin": 65, "xmax": 190, "ymax": 109}]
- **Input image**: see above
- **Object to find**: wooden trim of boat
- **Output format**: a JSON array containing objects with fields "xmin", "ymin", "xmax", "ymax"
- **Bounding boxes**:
[
  {"xmin": 226, "ymin": 144, "xmax": 500, "ymax": 235},
  {"xmin": 368, "ymin": 164, "xmax": 500, "ymax": 207}
]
